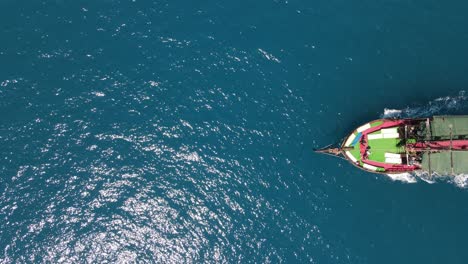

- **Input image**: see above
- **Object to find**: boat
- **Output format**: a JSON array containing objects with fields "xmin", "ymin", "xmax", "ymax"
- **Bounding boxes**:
[{"xmin": 316, "ymin": 116, "xmax": 468, "ymax": 176}]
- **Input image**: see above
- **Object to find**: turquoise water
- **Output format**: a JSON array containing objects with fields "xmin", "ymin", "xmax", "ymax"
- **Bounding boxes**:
[{"xmin": 2, "ymin": 1, "xmax": 468, "ymax": 263}]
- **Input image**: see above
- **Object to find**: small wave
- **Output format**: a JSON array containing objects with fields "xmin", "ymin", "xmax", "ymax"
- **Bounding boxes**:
[
  {"xmin": 452, "ymin": 174, "xmax": 468, "ymax": 188},
  {"xmin": 426, "ymin": 173, "xmax": 468, "ymax": 188},
  {"xmin": 382, "ymin": 109, "xmax": 403, "ymax": 118},
  {"xmin": 411, "ymin": 171, "xmax": 436, "ymax": 184},
  {"xmin": 386, "ymin": 170, "xmax": 468, "ymax": 187},
  {"xmin": 257, "ymin": 48, "xmax": 281, "ymax": 63},
  {"xmin": 91, "ymin": 91, "xmax": 106, "ymax": 97},
  {"xmin": 382, "ymin": 91, "xmax": 467, "ymax": 118},
  {"xmin": 385, "ymin": 173, "xmax": 417, "ymax": 183}
]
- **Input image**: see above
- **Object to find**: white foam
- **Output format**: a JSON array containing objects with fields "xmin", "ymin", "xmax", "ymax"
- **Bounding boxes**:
[
  {"xmin": 92, "ymin": 91, "xmax": 105, "ymax": 97},
  {"xmin": 383, "ymin": 168, "xmax": 468, "ymax": 187},
  {"xmin": 452, "ymin": 174, "xmax": 468, "ymax": 188},
  {"xmin": 385, "ymin": 173, "xmax": 417, "ymax": 183},
  {"xmin": 383, "ymin": 171, "xmax": 468, "ymax": 185},
  {"xmin": 382, "ymin": 91, "xmax": 468, "ymax": 119},
  {"xmin": 258, "ymin": 48, "xmax": 281, "ymax": 63},
  {"xmin": 0, "ymin": 79, "xmax": 19, "ymax": 87},
  {"xmin": 148, "ymin": 80, "xmax": 160, "ymax": 87},
  {"xmin": 383, "ymin": 109, "xmax": 403, "ymax": 118}
]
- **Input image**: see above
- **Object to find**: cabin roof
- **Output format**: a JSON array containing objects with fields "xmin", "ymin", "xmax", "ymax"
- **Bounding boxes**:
[
  {"xmin": 421, "ymin": 151, "xmax": 468, "ymax": 175},
  {"xmin": 430, "ymin": 115, "xmax": 468, "ymax": 138}
]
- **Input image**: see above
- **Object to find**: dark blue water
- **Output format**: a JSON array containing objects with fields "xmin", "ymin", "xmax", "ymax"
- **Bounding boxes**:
[{"xmin": 2, "ymin": 1, "xmax": 468, "ymax": 263}]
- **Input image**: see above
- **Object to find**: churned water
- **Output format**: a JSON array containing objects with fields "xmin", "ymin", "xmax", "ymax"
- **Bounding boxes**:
[{"xmin": 2, "ymin": 1, "xmax": 468, "ymax": 263}]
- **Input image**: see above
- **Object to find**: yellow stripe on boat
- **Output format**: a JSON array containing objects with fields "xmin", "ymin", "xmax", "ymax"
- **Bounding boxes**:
[
  {"xmin": 345, "ymin": 151, "xmax": 358, "ymax": 163},
  {"xmin": 344, "ymin": 134, "xmax": 356, "ymax": 147},
  {"xmin": 356, "ymin": 123, "xmax": 371, "ymax": 133},
  {"xmin": 363, "ymin": 163, "xmax": 378, "ymax": 171}
]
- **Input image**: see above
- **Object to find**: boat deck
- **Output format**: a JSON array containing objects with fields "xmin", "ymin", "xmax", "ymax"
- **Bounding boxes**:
[
  {"xmin": 367, "ymin": 137, "xmax": 404, "ymax": 163},
  {"xmin": 343, "ymin": 120, "xmax": 411, "ymax": 172},
  {"xmin": 346, "ymin": 121, "xmax": 386, "ymax": 164},
  {"xmin": 330, "ymin": 116, "xmax": 468, "ymax": 174}
]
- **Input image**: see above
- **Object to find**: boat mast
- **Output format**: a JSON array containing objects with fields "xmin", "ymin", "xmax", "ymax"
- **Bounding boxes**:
[
  {"xmin": 425, "ymin": 118, "xmax": 431, "ymax": 140},
  {"xmin": 450, "ymin": 125, "xmax": 454, "ymax": 175},
  {"xmin": 405, "ymin": 125, "xmax": 409, "ymax": 166},
  {"xmin": 426, "ymin": 118, "xmax": 432, "ymax": 179}
]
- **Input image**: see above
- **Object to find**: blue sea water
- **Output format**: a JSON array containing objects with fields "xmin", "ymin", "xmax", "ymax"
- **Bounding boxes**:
[{"xmin": 3, "ymin": 0, "xmax": 468, "ymax": 263}]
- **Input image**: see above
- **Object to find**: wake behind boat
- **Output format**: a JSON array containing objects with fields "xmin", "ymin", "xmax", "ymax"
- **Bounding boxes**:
[{"xmin": 316, "ymin": 116, "xmax": 468, "ymax": 176}]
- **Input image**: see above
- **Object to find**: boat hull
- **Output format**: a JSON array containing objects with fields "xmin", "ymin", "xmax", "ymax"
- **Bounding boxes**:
[{"xmin": 325, "ymin": 116, "xmax": 468, "ymax": 175}]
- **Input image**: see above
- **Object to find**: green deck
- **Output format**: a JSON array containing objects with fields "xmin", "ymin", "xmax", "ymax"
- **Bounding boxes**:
[
  {"xmin": 368, "ymin": 137, "xmax": 405, "ymax": 163},
  {"xmin": 371, "ymin": 120, "xmax": 383, "ymax": 127},
  {"xmin": 348, "ymin": 145, "xmax": 361, "ymax": 162}
]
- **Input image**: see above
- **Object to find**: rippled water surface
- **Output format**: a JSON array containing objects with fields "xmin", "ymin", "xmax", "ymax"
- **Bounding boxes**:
[{"xmin": 3, "ymin": 1, "xmax": 468, "ymax": 263}]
